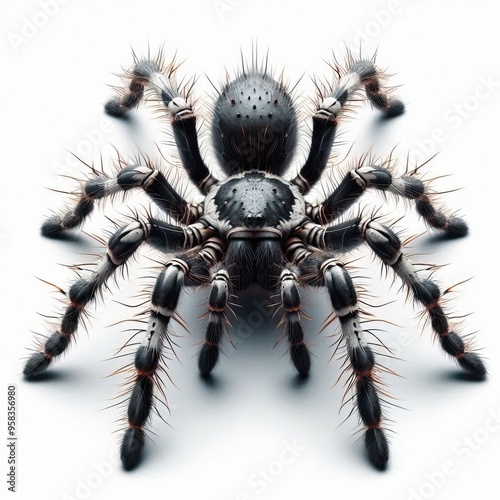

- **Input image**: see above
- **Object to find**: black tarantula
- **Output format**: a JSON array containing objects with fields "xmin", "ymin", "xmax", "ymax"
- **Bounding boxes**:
[{"xmin": 23, "ymin": 48, "xmax": 487, "ymax": 471}]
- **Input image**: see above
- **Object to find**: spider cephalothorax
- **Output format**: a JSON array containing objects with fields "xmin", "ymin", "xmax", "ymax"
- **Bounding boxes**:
[
  {"xmin": 205, "ymin": 172, "xmax": 305, "ymax": 290},
  {"xmin": 23, "ymin": 48, "xmax": 486, "ymax": 471}
]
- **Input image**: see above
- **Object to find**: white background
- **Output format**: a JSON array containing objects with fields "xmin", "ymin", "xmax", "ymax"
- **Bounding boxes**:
[{"xmin": 2, "ymin": 1, "xmax": 500, "ymax": 499}]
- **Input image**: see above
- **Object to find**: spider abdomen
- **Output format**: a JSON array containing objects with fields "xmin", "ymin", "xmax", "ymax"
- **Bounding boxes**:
[{"xmin": 212, "ymin": 72, "xmax": 298, "ymax": 176}]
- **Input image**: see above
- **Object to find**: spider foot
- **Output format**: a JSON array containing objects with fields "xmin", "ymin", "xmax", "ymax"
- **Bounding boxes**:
[
  {"xmin": 457, "ymin": 352, "xmax": 487, "ymax": 378},
  {"xmin": 120, "ymin": 428, "xmax": 146, "ymax": 471},
  {"xmin": 105, "ymin": 74, "xmax": 145, "ymax": 118},
  {"xmin": 290, "ymin": 344, "xmax": 311, "ymax": 377},
  {"xmin": 439, "ymin": 332, "xmax": 486, "ymax": 377},
  {"xmin": 443, "ymin": 216, "xmax": 468, "ymax": 239},
  {"xmin": 23, "ymin": 331, "xmax": 72, "ymax": 379},
  {"xmin": 365, "ymin": 428, "xmax": 389, "ymax": 470},
  {"xmin": 41, "ymin": 215, "xmax": 66, "ymax": 237},
  {"xmin": 104, "ymin": 98, "xmax": 130, "ymax": 118},
  {"xmin": 198, "ymin": 343, "xmax": 220, "ymax": 377},
  {"xmin": 415, "ymin": 197, "xmax": 469, "ymax": 238},
  {"xmin": 41, "ymin": 187, "xmax": 96, "ymax": 237},
  {"xmin": 23, "ymin": 352, "xmax": 52, "ymax": 379},
  {"xmin": 383, "ymin": 98, "xmax": 405, "ymax": 118}
]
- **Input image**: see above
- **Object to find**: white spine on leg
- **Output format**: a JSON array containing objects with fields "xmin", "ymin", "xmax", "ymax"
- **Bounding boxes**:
[
  {"xmin": 338, "ymin": 72, "xmax": 361, "ymax": 92},
  {"xmin": 168, "ymin": 97, "xmax": 191, "ymax": 118},
  {"xmin": 93, "ymin": 253, "xmax": 117, "ymax": 285},
  {"xmin": 319, "ymin": 96, "xmax": 341, "ymax": 117},
  {"xmin": 141, "ymin": 314, "xmax": 169, "ymax": 351},
  {"xmin": 353, "ymin": 166, "xmax": 378, "ymax": 187},
  {"xmin": 344, "ymin": 318, "xmax": 368, "ymax": 353},
  {"xmin": 392, "ymin": 253, "xmax": 417, "ymax": 288},
  {"xmin": 388, "ymin": 178, "xmax": 406, "ymax": 197}
]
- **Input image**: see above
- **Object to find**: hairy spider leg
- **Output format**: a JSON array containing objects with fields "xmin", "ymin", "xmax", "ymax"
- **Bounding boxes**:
[
  {"xmin": 120, "ymin": 253, "xmax": 210, "ymax": 470},
  {"xmin": 361, "ymin": 220, "xmax": 486, "ymax": 376},
  {"xmin": 187, "ymin": 235, "xmax": 230, "ymax": 377},
  {"xmin": 299, "ymin": 253, "xmax": 390, "ymax": 470},
  {"xmin": 104, "ymin": 57, "xmax": 217, "ymax": 193},
  {"xmin": 322, "ymin": 217, "xmax": 365, "ymax": 253},
  {"xmin": 198, "ymin": 267, "xmax": 230, "ymax": 376},
  {"xmin": 42, "ymin": 162, "xmax": 201, "ymax": 237},
  {"xmin": 324, "ymin": 217, "xmax": 485, "ymax": 375},
  {"xmin": 292, "ymin": 58, "xmax": 404, "ymax": 194},
  {"xmin": 307, "ymin": 163, "xmax": 468, "ymax": 238},
  {"xmin": 122, "ymin": 233, "xmax": 225, "ymax": 468},
  {"xmin": 278, "ymin": 267, "xmax": 311, "ymax": 376},
  {"xmin": 23, "ymin": 219, "xmax": 202, "ymax": 378}
]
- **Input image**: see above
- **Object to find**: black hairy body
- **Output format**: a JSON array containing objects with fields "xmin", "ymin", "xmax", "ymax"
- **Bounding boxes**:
[{"xmin": 23, "ymin": 48, "xmax": 486, "ymax": 471}]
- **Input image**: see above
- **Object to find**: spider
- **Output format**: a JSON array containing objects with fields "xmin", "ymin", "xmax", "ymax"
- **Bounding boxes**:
[{"xmin": 23, "ymin": 47, "xmax": 487, "ymax": 471}]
